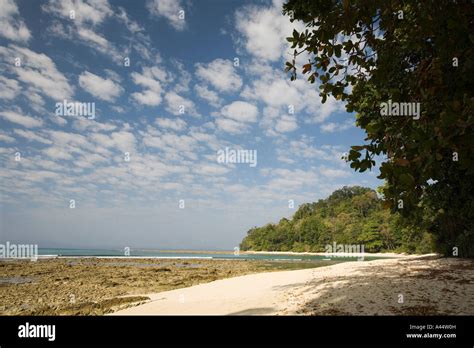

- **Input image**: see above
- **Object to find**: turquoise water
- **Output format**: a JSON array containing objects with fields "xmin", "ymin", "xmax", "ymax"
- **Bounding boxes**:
[{"xmin": 38, "ymin": 248, "xmax": 380, "ymax": 262}]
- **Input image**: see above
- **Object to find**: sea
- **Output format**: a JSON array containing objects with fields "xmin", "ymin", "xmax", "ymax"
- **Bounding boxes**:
[{"xmin": 37, "ymin": 248, "xmax": 380, "ymax": 262}]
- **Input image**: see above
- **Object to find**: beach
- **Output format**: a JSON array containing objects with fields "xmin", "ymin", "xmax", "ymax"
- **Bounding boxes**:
[
  {"xmin": 0, "ymin": 256, "xmax": 335, "ymax": 315},
  {"xmin": 1, "ymin": 254, "xmax": 472, "ymax": 316},
  {"xmin": 112, "ymin": 255, "xmax": 474, "ymax": 315}
]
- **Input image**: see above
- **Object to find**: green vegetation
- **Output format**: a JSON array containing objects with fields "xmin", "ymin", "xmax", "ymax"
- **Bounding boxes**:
[
  {"xmin": 240, "ymin": 186, "xmax": 434, "ymax": 254},
  {"xmin": 282, "ymin": 1, "xmax": 474, "ymax": 257}
]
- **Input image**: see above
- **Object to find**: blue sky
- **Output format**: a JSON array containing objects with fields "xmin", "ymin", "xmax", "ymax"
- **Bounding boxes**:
[{"xmin": 0, "ymin": 0, "xmax": 382, "ymax": 250}]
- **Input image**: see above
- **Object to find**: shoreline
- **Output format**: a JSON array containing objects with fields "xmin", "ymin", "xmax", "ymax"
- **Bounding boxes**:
[{"xmin": 5, "ymin": 250, "xmax": 425, "ymax": 260}]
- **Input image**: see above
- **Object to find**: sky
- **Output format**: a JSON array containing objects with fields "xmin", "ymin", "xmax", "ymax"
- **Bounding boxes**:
[{"xmin": 0, "ymin": 0, "xmax": 382, "ymax": 250}]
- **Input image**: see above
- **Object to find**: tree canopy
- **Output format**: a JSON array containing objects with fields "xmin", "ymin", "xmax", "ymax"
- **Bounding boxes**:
[
  {"xmin": 240, "ymin": 186, "xmax": 434, "ymax": 254},
  {"xmin": 282, "ymin": 0, "xmax": 474, "ymax": 257}
]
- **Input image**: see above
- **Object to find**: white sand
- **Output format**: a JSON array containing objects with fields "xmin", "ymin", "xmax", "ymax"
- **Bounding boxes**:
[{"xmin": 111, "ymin": 254, "xmax": 474, "ymax": 315}]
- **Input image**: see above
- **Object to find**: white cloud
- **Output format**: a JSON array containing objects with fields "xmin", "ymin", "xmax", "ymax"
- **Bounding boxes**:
[
  {"xmin": 264, "ymin": 168, "xmax": 320, "ymax": 190},
  {"xmin": 309, "ymin": 95, "xmax": 343, "ymax": 123},
  {"xmin": 155, "ymin": 117, "xmax": 187, "ymax": 131},
  {"xmin": 147, "ymin": 0, "xmax": 185, "ymax": 31},
  {"xmin": 193, "ymin": 164, "xmax": 230, "ymax": 176},
  {"xmin": 172, "ymin": 61, "xmax": 192, "ymax": 93},
  {"xmin": 78, "ymin": 71, "xmax": 123, "ymax": 102},
  {"xmin": 164, "ymin": 91, "xmax": 199, "ymax": 117},
  {"xmin": 242, "ymin": 70, "xmax": 344, "ymax": 134},
  {"xmin": 91, "ymin": 130, "xmax": 136, "ymax": 153},
  {"xmin": 142, "ymin": 132, "xmax": 199, "ymax": 160},
  {"xmin": 131, "ymin": 66, "xmax": 168, "ymax": 106},
  {"xmin": 134, "ymin": 66, "xmax": 168, "ymax": 85},
  {"xmin": 0, "ymin": 110, "xmax": 43, "ymax": 128},
  {"xmin": 74, "ymin": 153, "xmax": 109, "ymax": 168},
  {"xmin": 0, "ymin": 76, "xmax": 21, "ymax": 100},
  {"xmin": 24, "ymin": 89, "xmax": 46, "ymax": 112},
  {"xmin": 76, "ymin": 27, "xmax": 117, "ymax": 57},
  {"xmin": 194, "ymin": 84, "xmax": 221, "ymax": 107},
  {"xmin": 258, "ymin": 106, "xmax": 298, "ymax": 136},
  {"xmin": 42, "ymin": 0, "xmax": 122, "ymax": 62},
  {"xmin": 233, "ymin": 1, "xmax": 342, "ymax": 134},
  {"xmin": 318, "ymin": 166, "xmax": 351, "ymax": 178},
  {"xmin": 0, "ymin": 45, "xmax": 73, "ymax": 100},
  {"xmin": 234, "ymin": 0, "xmax": 304, "ymax": 62},
  {"xmin": 241, "ymin": 76, "xmax": 298, "ymax": 108},
  {"xmin": 72, "ymin": 117, "xmax": 117, "ymax": 132},
  {"xmin": 43, "ymin": 147, "xmax": 73, "ymax": 160},
  {"xmin": 13, "ymin": 129, "xmax": 53, "ymax": 144},
  {"xmin": 49, "ymin": 115, "xmax": 68, "ymax": 126},
  {"xmin": 0, "ymin": 0, "xmax": 31, "ymax": 42},
  {"xmin": 215, "ymin": 118, "xmax": 246, "ymax": 135},
  {"xmin": 132, "ymin": 90, "xmax": 162, "ymax": 106},
  {"xmin": 0, "ymin": 132, "xmax": 15, "ymax": 143},
  {"xmin": 47, "ymin": 130, "xmax": 94, "ymax": 151},
  {"xmin": 275, "ymin": 136, "xmax": 335, "ymax": 164},
  {"xmin": 116, "ymin": 6, "xmax": 143, "ymax": 33},
  {"xmin": 44, "ymin": 0, "xmax": 113, "ymax": 26},
  {"xmin": 195, "ymin": 59, "xmax": 242, "ymax": 93},
  {"xmin": 242, "ymin": 73, "xmax": 326, "ymax": 115},
  {"xmin": 275, "ymin": 115, "xmax": 298, "ymax": 133},
  {"xmin": 214, "ymin": 101, "xmax": 258, "ymax": 134},
  {"xmin": 220, "ymin": 101, "xmax": 258, "ymax": 123},
  {"xmin": 320, "ymin": 119, "xmax": 354, "ymax": 133}
]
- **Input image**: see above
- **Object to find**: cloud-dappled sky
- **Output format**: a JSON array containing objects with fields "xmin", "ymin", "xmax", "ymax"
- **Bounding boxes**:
[{"xmin": 0, "ymin": 0, "xmax": 382, "ymax": 250}]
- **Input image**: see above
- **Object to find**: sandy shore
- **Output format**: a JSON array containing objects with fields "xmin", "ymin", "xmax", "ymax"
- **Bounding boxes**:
[
  {"xmin": 112, "ymin": 255, "xmax": 474, "ymax": 315},
  {"xmin": 0, "ymin": 257, "xmax": 329, "ymax": 315}
]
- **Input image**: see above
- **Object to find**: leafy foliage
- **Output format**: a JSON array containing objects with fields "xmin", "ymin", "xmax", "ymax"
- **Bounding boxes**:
[
  {"xmin": 240, "ymin": 186, "xmax": 434, "ymax": 253},
  {"xmin": 282, "ymin": 0, "xmax": 474, "ymax": 257}
]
